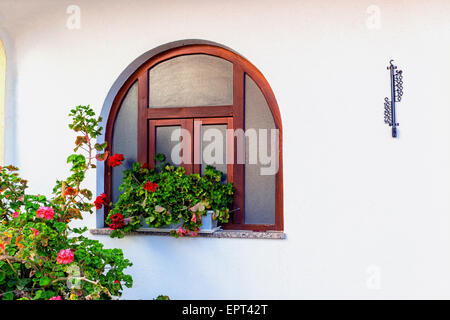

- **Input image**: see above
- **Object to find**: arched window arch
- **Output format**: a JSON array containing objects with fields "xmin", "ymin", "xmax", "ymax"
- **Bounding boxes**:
[
  {"xmin": 0, "ymin": 39, "xmax": 5, "ymax": 165},
  {"xmin": 104, "ymin": 43, "xmax": 283, "ymax": 231}
]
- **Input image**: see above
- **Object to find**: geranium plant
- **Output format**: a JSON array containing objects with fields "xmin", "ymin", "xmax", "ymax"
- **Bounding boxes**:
[
  {"xmin": 0, "ymin": 105, "xmax": 133, "ymax": 300},
  {"xmin": 105, "ymin": 154, "xmax": 234, "ymax": 238}
]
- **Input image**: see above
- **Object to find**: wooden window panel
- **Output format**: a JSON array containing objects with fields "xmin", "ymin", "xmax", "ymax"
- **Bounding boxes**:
[{"xmin": 148, "ymin": 119, "xmax": 194, "ymax": 174}]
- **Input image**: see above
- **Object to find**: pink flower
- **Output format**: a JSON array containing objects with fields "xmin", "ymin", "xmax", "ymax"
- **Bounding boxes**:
[
  {"xmin": 56, "ymin": 249, "xmax": 74, "ymax": 264},
  {"xmin": 49, "ymin": 296, "xmax": 62, "ymax": 300},
  {"xmin": 176, "ymin": 227, "xmax": 187, "ymax": 237},
  {"xmin": 30, "ymin": 228, "xmax": 40, "ymax": 236},
  {"xmin": 36, "ymin": 206, "xmax": 54, "ymax": 220},
  {"xmin": 191, "ymin": 214, "xmax": 197, "ymax": 223},
  {"xmin": 13, "ymin": 211, "xmax": 20, "ymax": 218}
]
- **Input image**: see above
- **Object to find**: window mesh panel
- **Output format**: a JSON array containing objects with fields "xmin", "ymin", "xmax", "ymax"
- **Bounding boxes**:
[
  {"xmin": 149, "ymin": 54, "xmax": 233, "ymax": 108},
  {"xmin": 155, "ymin": 126, "xmax": 182, "ymax": 166},
  {"xmin": 112, "ymin": 81, "xmax": 138, "ymax": 203},
  {"xmin": 244, "ymin": 75, "xmax": 276, "ymax": 225},
  {"xmin": 201, "ymin": 124, "xmax": 227, "ymax": 183}
]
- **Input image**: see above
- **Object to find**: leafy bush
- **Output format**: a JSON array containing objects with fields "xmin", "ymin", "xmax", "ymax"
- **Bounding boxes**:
[
  {"xmin": 106, "ymin": 154, "xmax": 234, "ymax": 238},
  {"xmin": 0, "ymin": 105, "xmax": 133, "ymax": 300}
]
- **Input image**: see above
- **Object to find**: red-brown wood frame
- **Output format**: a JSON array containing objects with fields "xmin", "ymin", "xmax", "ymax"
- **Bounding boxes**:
[
  {"xmin": 148, "ymin": 119, "xmax": 193, "ymax": 174},
  {"xmin": 104, "ymin": 44, "xmax": 283, "ymax": 231}
]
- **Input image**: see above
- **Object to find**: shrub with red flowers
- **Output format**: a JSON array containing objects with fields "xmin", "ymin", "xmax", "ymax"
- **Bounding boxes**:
[
  {"xmin": 0, "ymin": 105, "xmax": 133, "ymax": 300},
  {"xmin": 106, "ymin": 154, "xmax": 234, "ymax": 239}
]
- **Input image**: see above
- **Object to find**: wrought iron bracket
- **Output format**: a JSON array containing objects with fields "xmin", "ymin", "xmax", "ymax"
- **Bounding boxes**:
[{"xmin": 384, "ymin": 60, "xmax": 403, "ymax": 138}]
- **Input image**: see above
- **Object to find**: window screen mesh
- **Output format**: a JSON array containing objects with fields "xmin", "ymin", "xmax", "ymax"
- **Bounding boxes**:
[
  {"xmin": 244, "ymin": 75, "xmax": 276, "ymax": 225},
  {"xmin": 149, "ymin": 54, "xmax": 233, "ymax": 108},
  {"xmin": 112, "ymin": 81, "xmax": 138, "ymax": 203}
]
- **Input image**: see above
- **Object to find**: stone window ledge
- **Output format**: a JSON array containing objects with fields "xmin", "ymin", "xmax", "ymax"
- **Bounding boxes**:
[{"xmin": 90, "ymin": 228, "xmax": 286, "ymax": 240}]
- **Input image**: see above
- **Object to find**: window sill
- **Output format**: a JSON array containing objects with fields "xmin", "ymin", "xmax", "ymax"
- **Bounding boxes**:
[{"xmin": 89, "ymin": 228, "xmax": 286, "ymax": 240}]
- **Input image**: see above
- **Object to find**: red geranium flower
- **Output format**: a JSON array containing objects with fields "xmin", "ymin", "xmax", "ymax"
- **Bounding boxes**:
[
  {"xmin": 94, "ymin": 193, "xmax": 108, "ymax": 210},
  {"xmin": 110, "ymin": 213, "xmax": 124, "ymax": 222},
  {"xmin": 109, "ymin": 213, "xmax": 125, "ymax": 230},
  {"xmin": 143, "ymin": 181, "xmax": 158, "ymax": 193},
  {"xmin": 108, "ymin": 153, "xmax": 124, "ymax": 167}
]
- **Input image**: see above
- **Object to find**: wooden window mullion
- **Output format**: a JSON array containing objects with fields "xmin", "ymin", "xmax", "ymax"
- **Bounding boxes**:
[
  {"xmin": 181, "ymin": 118, "xmax": 194, "ymax": 175},
  {"xmin": 138, "ymin": 71, "xmax": 149, "ymax": 165},
  {"xmin": 232, "ymin": 63, "xmax": 245, "ymax": 225}
]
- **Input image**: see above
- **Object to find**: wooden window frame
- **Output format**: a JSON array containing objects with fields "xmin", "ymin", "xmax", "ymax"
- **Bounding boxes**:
[
  {"xmin": 148, "ymin": 118, "xmax": 194, "ymax": 174},
  {"xmin": 105, "ymin": 44, "xmax": 283, "ymax": 231}
]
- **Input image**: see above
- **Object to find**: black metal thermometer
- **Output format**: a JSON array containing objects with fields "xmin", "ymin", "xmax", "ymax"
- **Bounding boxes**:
[{"xmin": 384, "ymin": 60, "xmax": 403, "ymax": 138}]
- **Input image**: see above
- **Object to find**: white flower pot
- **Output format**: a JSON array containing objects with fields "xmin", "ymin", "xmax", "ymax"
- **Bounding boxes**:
[
  {"xmin": 139, "ymin": 216, "xmax": 183, "ymax": 231},
  {"xmin": 199, "ymin": 210, "xmax": 218, "ymax": 231},
  {"xmin": 138, "ymin": 210, "xmax": 220, "ymax": 233}
]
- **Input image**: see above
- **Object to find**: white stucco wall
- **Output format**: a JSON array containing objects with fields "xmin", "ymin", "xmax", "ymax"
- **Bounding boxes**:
[{"xmin": 2, "ymin": 0, "xmax": 450, "ymax": 299}]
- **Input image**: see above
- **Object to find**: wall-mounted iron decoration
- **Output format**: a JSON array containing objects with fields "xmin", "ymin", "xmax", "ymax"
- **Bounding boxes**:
[{"xmin": 384, "ymin": 60, "xmax": 403, "ymax": 138}]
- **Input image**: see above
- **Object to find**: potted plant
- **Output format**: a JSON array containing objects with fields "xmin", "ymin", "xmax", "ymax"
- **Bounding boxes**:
[{"xmin": 105, "ymin": 154, "xmax": 234, "ymax": 238}]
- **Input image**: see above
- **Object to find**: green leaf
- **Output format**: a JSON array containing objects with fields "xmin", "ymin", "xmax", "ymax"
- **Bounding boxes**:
[
  {"xmin": 2, "ymin": 292, "xmax": 14, "ymax": 300},
  {"xmin": 33, "ymin": 290, "xmax": 43, "ymax": 300},
  {"xmin": 94, "ymin": 142, "xmax": 108, "ymax": 151},
  {"xmin": 155, "ymin": 153, "xmax": 165, "ymax": 163},
  {"xmin": 39, "ymin": 276, "xmax": 51, "ymax": 286}
]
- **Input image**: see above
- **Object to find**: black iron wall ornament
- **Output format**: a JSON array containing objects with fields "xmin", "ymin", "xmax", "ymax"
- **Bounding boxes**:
[{"xmin": 384, "ymin": 60, "xmax": 403, "ymax": 138}]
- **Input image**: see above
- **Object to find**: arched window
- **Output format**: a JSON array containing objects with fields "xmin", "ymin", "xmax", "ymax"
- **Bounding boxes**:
[
  {"xmin": 104, "ymin": 43, "xmax": 283, "ymax": 231},
  {"xmin": 0, "ymin": 39, "xmax": 5, "ymax": 165}
]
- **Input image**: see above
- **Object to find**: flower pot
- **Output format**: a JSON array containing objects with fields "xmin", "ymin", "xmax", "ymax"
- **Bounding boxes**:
[
  {"xmin": 139, "ymin": 217, "xmax": 183, "ymax": 232},
  {"xmin": 199, "ymin": 210, "xmax": 218, "ymax": 232},
  {"xmin": 138, "ymin": 210, "xmax": 220, "ymax": 233}
]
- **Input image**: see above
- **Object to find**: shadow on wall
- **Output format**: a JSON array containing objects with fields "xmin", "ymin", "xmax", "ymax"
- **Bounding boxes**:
[{"xmin": 0, "ymin": 26, "xmax": 18, "ymax": 166}]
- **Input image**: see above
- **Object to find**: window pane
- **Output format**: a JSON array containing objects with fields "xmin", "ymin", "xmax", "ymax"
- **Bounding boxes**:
[
  {"xmin": 201, "ymin": 124, "xmax": 227, "ymax": 183},
  {"xmin": 156, "ymin": 126, "xmax": 182, "ymax": 166},
  {"xmin": 112, "ymin": 81, "xmax": 138, "ymax": 203},
  {"xmin": 149, "ymin": 54, "xmax": 233, "ymax": 108},
  {"xmin": 244, "ymin": 75, "xmax": 276, "ymax": 225}
]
